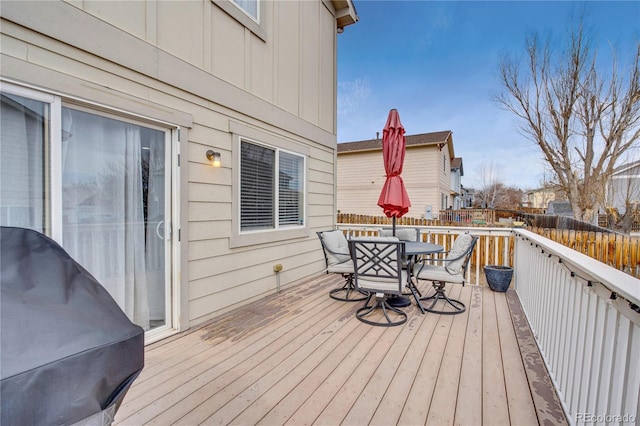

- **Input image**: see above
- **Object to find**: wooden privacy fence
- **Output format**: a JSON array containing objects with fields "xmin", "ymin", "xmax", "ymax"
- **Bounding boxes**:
[
  {"xmin": 338, "ymin": 224, "xmax": 514, "ymax": 285},
  {"xmin": 337, "ymin": 211, "xmax": 498, "ymax": 227},
  {"xmin": 337, "ymin": 213, "xmax": 439, "ymax": 226},
  {"xmin": 337, "ymin": 214, "xmax": 640, "ymax": 280},
  {"xmin": 529, "ymin": 226, "xmax": 640, "ymax": 279}
]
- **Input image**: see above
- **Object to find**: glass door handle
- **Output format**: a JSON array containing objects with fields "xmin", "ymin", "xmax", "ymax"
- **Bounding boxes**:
[{"xmin": 156, "ymin": 220, "xmax": 165, "ymax": 240}]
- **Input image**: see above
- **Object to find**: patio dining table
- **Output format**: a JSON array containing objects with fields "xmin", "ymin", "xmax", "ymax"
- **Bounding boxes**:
[{"xmin": 387, "ymin": 241, "xmax": 443, "ymax": 312}]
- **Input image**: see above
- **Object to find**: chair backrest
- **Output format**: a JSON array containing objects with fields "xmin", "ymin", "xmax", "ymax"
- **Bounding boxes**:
[
  {"xmin": 317, "ymin": 230, "xmax": 351, "ymax": 267},
  {"xmin": 445, "ymin": 233, "xmax": 478, "ymax": 274},
  {"xmin": 380, "ymin": 227, "xmax": 419, "ymax": 242},
  {"xmin": 349, "ymin": 237, "xmax": 406, "ymax": 295}
]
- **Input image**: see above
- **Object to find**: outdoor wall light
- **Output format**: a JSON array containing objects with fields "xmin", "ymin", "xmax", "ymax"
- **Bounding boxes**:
[{"xmin": 206, "ymin": 149, "xmax": 221, "ymax": 168}]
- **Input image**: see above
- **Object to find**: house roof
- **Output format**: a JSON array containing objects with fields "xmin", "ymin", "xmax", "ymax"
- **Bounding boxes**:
[
  {"xmin": 613, "ymin": 159, "xmax": 640, "ymax": 176},
  {"xmin": 451, "ymin": 157, "xmax": 463, "ymax": 175},
  {"xmin": 332, "ymin": 0, "xmax": 358, "ymax": 29},
  {"xmin": 337, "ymin": 130, "xmax": 453, "ymax": 154}
]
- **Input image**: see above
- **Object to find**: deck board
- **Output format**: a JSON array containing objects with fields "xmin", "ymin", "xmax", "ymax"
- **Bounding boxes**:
[
  {"xmin": 114, "ymin": 274, "xmax": 566, "ymax": 425},
  {"xmin": 482, "ymin": 289, "xmax": 511, "ymax": 425},
  {"xmin": 426, "ymin": 285, "xmax": 470, "ymax": 425},
  {"xmin": 495, "ymin": 290, "xmax": 539, "ymax": 425},
  {"xmin": 455, "ymin": 285, "xmax": 483, "ymax": 425}
]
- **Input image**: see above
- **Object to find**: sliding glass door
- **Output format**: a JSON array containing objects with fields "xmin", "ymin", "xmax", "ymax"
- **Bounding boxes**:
[
  {"xmin": 1, "ymin": 84, "xmax": 175, "ymax": 333},
  {"xmin": 0, "ymin": 92, "xmax": 48, "ymax": 233}
]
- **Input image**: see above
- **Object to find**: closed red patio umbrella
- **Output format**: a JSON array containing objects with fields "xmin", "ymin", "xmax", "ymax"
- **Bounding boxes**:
[{"xmin": 377, "ymin": 109, "xmax": 411, "ymax": 234}]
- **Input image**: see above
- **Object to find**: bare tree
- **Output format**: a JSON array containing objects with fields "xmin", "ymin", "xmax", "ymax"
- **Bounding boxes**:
[
  {"xmin": 475, "ymin": 162, "xmax": 499, "ymax": 208},
  {"xmin": 499, "ymin": 185, "xmax": 525, "ymax": 209},
  {"xmin": 474, "ymin": 162, "xmax": 518, "ymax": 208},
  {"xmin": 495, "ymin": 18, "xmax": 640, "ymax": 223}
]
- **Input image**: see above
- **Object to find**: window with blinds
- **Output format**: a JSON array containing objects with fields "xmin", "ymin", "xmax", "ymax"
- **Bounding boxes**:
[
  {"xmin": 279, "ymin": 151, "xmax": 303, "ymax": 226},
  {"xmin": 240, "ymin": 139, "xmax": 304, "ymax": 231}
]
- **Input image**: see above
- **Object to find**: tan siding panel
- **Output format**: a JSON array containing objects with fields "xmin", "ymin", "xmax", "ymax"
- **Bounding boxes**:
[
  {"xmin": 319, "ymin": 4, "xmax": 336, "ymax": 133},
  {"xmin": 309, "ymin": 157, "xmax": 334, "ymax": 176},
  {"xmin": 275, "ymin": 0, "xmax": 300, "ymax": 114},
  {"xmin": 249, "ymin": 13, "xmax": 274, "ymax": 103},
  {"xmin": 0, "ymin": 32, "xmax": 29, "ymax": 60},
  {"xmin": 300, "ymin": 0, "xmax": 320, "ymax": 125},
  {"xmin": 188, "ymin": 238, "xmax": 231, "ymax": 261},
  {"xmin": 188, "ymin": 182, "xmax": 232, "ymax": 203},
  {"xmin": 188, "ymin": 221, "xmax": 232, "ymax": 242},
  {"xmin": 308, "ymin": 168, "xmax": 335, "ymax": 186},
  {"xmin": 188, "ymin": 161, "xmax": 232, "ymax": 185},
  {"xmin": 211, "ymin": 5, "xmax": 245, "ymax": 88},
  {"xmin": 311, "ymin": 181, "xmax": 334, "ymax": 197},
  {"xmin": 309, "ymin": 193, "xmax": 335, "ymax": 206},
  {"xmin": 156, "ymin": 1, "xmax": 205, "ymax": 68},
  {"xmin": 311, "ymin": 204, "xmax": 339, "ymax": 218},
  {"xmin": 81, "ymin": 0, "xmax": 147, "ymax": 41},
  {"xmin": 188, "ymin": 202, "xmax": 231, "ymax": 222},
  {"xmin": 337, "ymin": 151, "xmax": 384, "ymax": 216}
]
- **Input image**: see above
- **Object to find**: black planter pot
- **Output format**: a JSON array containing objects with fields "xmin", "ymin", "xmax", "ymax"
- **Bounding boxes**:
[{"xmin": 484, "ymin": 265, "xmax": 513, "ymax": 292}]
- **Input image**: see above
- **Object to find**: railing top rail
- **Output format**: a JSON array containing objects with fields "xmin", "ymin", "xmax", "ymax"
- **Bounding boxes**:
[
  {"xmin": 515, "ymin": 228, "xmax": 640, "ymax": 306},
  {"xmin": 337, "ymin": 223, "xmax": 514, "ymax": 237}
]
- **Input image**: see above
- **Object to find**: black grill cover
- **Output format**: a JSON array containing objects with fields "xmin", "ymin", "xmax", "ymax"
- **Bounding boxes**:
[{"xmin": 1, "ymin": 226, "xmax": 144, "ymax": 425}]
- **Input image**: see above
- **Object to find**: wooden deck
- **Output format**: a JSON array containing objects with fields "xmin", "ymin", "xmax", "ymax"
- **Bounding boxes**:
[{"xmin": 114, "ymin": 274, "xmax": 567, "ymax": 425}]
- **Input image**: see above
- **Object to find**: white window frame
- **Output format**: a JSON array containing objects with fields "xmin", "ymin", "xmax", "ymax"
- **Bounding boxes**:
[
  {"xmin": 238, "ymin": 137, "xmax": 305, "ymax": 232},
  {"xmin": 230, "ymin": 121, "xmax": 309, "ymax": 248}
]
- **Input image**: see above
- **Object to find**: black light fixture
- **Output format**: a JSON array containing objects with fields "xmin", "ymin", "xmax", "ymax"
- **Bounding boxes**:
[{"xmin": 206, "ymin": 149, "xmax": 221, "ymax": 168}]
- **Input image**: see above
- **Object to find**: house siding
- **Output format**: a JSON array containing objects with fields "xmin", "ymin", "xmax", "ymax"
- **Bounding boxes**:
[
  {"xmin": 1, "ymin": 0, "xmax": 352, "ymax": 331},
  {"xmin": 403, "ymin": 146, "xmax": 441, "ymax": 218},
  {"xmin": 337, "ymin": 150, "xmax": 384, "ymax": 216},
  {"xmin": 337, "ymin": 135, "xmax": 455, "ymax": 219},
  {"xmin": 608, "ymin": 162, "xmax": 640, "ymax": 213}
]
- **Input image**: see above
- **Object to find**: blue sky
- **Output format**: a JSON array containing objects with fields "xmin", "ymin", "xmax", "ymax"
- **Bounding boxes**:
[{"xmin": 336, "ymin": 1, "xmax": 640, "ymax": 190}]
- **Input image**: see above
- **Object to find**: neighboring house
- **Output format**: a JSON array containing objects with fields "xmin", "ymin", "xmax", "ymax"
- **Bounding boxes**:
[
  {"xmin": 450, "ymin": 157, "xmax": 464, "ymax": 210},
  {"xmin": 607, "ymin": 160, "xmax": 640, "ymax": 214},
  {"xmin": 460, "ymin": 185, "xmax": 474, "ymax": 208},
  {"xmin": 525, "ymin": 186, "xmax": 563, "ymax": 210},
  {"xmin": 337, "ymin": 131, "xmax": 456, "ymax": 219},
  {"xmin": 547, "ymin": 201, "xmax": 574, "ymax": 217},
  {"xmin": 0, "ymin": 0, "xmax": 358, "ymax": 342}
]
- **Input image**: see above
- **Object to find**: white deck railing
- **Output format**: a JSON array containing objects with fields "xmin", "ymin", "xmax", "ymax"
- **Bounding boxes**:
[
  {"xmin": 514, "ymin": 229, "xmax": 640, "ymax": 425},
  {"xmin": 337, "ymin": 224, "xmax": 640, "ymax": 424}
]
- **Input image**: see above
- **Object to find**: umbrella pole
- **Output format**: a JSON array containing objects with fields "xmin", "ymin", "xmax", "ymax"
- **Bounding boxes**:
[{"xmin": 392, "ymin": 216, "xmax": 396, "ymax": 236}]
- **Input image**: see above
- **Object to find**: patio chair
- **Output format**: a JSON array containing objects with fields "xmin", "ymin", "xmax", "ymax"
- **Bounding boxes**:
[
  {"xmin": 317, "ymin": 230, "xmax": 367, "ymax": 302},
  {"xmin": 349, "ymin": 237, "xmax": 408, "ymax": 326},
  {"xmin": 380, "ymin": 227, "xmax": 420, "ymax": 242},
  {"xmin": 413, "ymin": 232, "xmax": 478, "ymax": 315},
  {"xmin": 380, "ymin": 227, "xmax": 420, "ymax": 270},
  {"xmin": 379, "ymin": 227, "xmax": 423, "ymax": 304}
]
